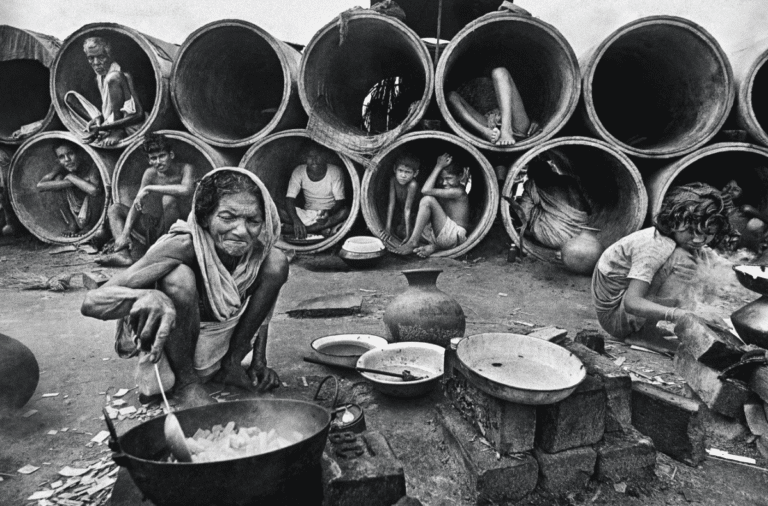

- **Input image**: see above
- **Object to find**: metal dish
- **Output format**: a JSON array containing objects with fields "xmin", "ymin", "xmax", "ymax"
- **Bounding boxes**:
[
  {"xmin": 338, "ymin": 236, "xmax": 386, "ymax": 268},
  {"xmin": 733, "ymin": 264, "xmax": 768, "ymax": 296},
  {"xmin": 356, "ymin": 342, "xmax": 444, "ymax": 397},
  {"xmin": 311, "ymin": 334, "xmax": 389, "ymax": 368},
  {"xmin": 455, "ymin": 333, "xmax": 586, "ymax": 405}
]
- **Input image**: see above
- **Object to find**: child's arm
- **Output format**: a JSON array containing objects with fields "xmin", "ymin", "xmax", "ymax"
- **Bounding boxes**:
[
  {"xmin": 421, "ymin": 153, "xmax": 466, "ymax": 199},
  {"xmin": 115, "ymin": 171, "xmax": 153, "ymax": 250},
  {"xmin": 63, "ymin": 171, "xmax": 100, "ymax": 197},
  {"xmin": 385, "ymin": 177, "xmax": 396, "ymax": 234},
  {"xmin": 36, "ymin": 168, "xmax": 71, "ymax": 192},
  {"xmin": 403, "ymin": 180, "xmax": 419, "ymax": 239}
]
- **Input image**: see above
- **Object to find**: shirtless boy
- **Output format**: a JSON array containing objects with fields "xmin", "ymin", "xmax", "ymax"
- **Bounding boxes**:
[
  {"xmin": 98, "ymin": 133, "xmax": 194, "ymax": 266},
  {"xmin": 64, "ymin": 36, "xmax": 145, "ymax": 147},
  {"xmin": 396, "ymin": 153, "xmax": 470, "ymax": 257},
  {"xmin": 37, "ymin": 141, "xmax": 102, "ymax": 237},
  {"xmin": 280, "ymin": 147, "xmax": 350, "ymax": 240},
  {"xmin": 382, "ymin": 153, "xmax": 420, "ymax": 244}
]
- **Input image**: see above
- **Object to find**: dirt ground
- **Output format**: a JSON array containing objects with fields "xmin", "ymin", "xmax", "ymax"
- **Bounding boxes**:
[{"xmin": 1, "ymin": 225, "xmax": 767, "ymax": 505}]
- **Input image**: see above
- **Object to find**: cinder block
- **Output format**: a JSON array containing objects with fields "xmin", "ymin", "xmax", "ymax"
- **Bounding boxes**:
[
  {"xmin": 750, "ymin": 366, "xmax": 768, "ymax": 403},
  {"xmin": 321, "ymin": 430, "xmax": 406, "ymax": 506},
  {"xmin": 437, "ymin": 405, "xmax": 538, "ymax": 505},
  {"xmin": 536, "ymin": 375, "xmax": 605, "ymax": 453},
  {"xmin": 631, "ymin": 382, "xmax": 706, "ymax": 466},
  {"xmin": 82, "ymin": 270, "xmax": 110, "ymax": 290},
  {"xmin": 574, "ymin": 329, "xmax": 605, "ymax": 354},
  {"xmin": 675, "ymin": 345, "xmax": 750, "ymax": 419},
  {"xmin": 674, "ymin": 313, "xmax": 744, "ymax": 369},
  {"xmin": 595, "ymin": 428, "xmax": 656, "ymax": 483},
  {"xmin": 443, "ymin": 356, "xmax": 536, "ymax": 454},
  {"xmin": 534, "ymin": 446, "xmax": 597, "ymax": 495},
  {"xmin": 563, "ymin": 341, "xmax": 632, "ymax": 432}
]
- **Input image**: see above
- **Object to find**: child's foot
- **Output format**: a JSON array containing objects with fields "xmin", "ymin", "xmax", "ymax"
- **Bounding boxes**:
[
  {"xmin": 394, "ymin": 242, "xmax": 418, "ymax": 255},
  {"xmin": 414, "ymin": 244, "xmax": 436, "ymax": 258},
  {"xmin": 62, "ymin": 230, "xmax": 85, "ymax": 238},
  {"xmin": 102, "ymin": 130, "xmax": 127, "ymax": 147},
  {"xmin": 495, "ymin": 127, "xmax": 516, "ymax": 146}
]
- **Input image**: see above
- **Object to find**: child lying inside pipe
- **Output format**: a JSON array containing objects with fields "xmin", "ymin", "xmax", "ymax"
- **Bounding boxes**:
[
  {"xmin": 279, "ymin": 146, "xmax": 350, "ymax": 241},
  {"xmin": 98, "ymin": 133, "xmax": 194, "ymax": 267},
  {"xmin": 382, "ymin": 153, "xmax": 420, "ymax": 244},
  {"xmin": 591, "ymin": 183, "xmax": 732, "ymax": 354},
  {"xmin": 720, "ymin": 179, "xmax": 768, "ymax": 253},
  {"xmin": 395, "ymin": 153, "xmax": 470, "ymax": 257},
  {"xmin": 36, "ymin": 140, "xmax": 102, "ymax": 238},
  {"xmin": 448, "ymin": 66, "xmax": 539, "ymax": 146},
  {"xmin": 64, "ymin": 36, "xmax": 145, "ymax": 147}
]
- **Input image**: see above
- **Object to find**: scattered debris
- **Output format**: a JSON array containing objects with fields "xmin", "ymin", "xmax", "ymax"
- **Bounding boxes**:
[
  {"xmin": 47, "ymin": 430, "xmax": 58, "ymax": 436},
  {"xmin": 18, "ymin": 464, "xmax": 39, "ymax": 474},
  {"xmin": 510, "ymin": 320, "xmax": 534, "ymax": 327},
  {"xmin": 22, "ymin": 409, "xmax": 38, "ymax": 418},
  {"xmin": 42, "ymin": 392, "xmax": 60, "ymax": 398},
  {"xmin": 614, "ymin": 357, "xmax": 627, "ymax": 367},
  {"xmin": 613, "ymin": 482, "xmax": 627, "ymax": 493},
  {"xmin": 630, "ymin": 345, "xmax": 664, "ymax": 355},
  {"xmin": 112, "ymin": 388, "xmax": 130, "ymax": 398},
  {"xmin": 706, "ymin": 448, "xmax": 756, "ymax": 464},
  {"xmin": 498, "ymin": 292, "xmax": 508, "ymax": 297},
  {"xmin": 90, "ymin": 431, "xmax": 110, "ymax": 444},
  {"xmin": 59, "ymin": 467, "xmax": 89, "ymax": 477},
  {"xmin": 27, "ymin": 490, "xmax": 55, "ymax": 500},
  {"xmin": 301, "ymin": 376, "xmax": 308, "ymax": 387}
]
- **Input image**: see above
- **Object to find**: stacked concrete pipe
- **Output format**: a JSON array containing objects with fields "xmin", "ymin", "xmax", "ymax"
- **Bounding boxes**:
[
  {"xmin": 435, "ymin": 12, "xmax": 581, "ymax": 153},
  {"xmin": 580, "ymin": 16, "xmax": 734, "ymax": 159},
  {"xmin": 731, "ymin": 41, "xmax": 768, "ymax": 147},
  {"xmin": 362, "ymin": 131, "xmax": 498, "ymax": 258},
  {"xmin": 500, "ymin": 137, "xmax": 647, "ymax": 263},
  {"xmin": 8, "ymin": 132, "xmax": 118, "ymax": 244},
  {"xmin": 299, "ymin": 11, "xmax": 434, "ymax": 159},
  {"xmin": 0, "ymin": 26, "xmax": 62, "ymax": 144},
  {"xmin": 239, "ymin": 129, "xmax": 361, "ymax": 254},
  {"xmin": 112, "ymin": 130, "xmax": 239, "ymax": 211},
  {"xmin": 171, "ymin": 20, "xmax": 306, "ymax": 148},
  {"xmin": 0, "ymin": 145, "xmax": 22, "ymax": 234},
  {"xmin": 51, "ymin": 23, "xmax": 180, "ymax": 150}
]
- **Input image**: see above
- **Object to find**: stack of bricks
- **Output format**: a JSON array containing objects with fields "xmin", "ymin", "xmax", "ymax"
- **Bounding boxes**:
[{"xmin": 440, "ymin": 331, "xmax": 657, "ymax": 504}]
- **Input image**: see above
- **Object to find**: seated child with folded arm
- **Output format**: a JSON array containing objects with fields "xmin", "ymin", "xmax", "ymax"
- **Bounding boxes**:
[
  {"xmin": 382, "ymin": 153, "xmax": 420, "ymax": 244},
  {"xmin": 395, "ymin": 153, "xmax": 470, "ymax": 257},
  {"xmin": 591, "ymin": 183, "xmax": 731, "ymax": 354}
]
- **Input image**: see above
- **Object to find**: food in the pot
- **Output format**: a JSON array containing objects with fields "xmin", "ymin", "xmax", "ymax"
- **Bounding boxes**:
[{"xmin": 180, "ymin": 421, "xmax": 304, "ymax": 463}]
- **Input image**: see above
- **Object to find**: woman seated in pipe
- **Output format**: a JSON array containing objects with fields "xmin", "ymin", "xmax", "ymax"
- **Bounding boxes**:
[
  {"xmin": 64, "ymin": 36, "xmax": 145, "ymax": 148},
  {"xmin": 592, "ymin": 183, "xmax": 731, "ymax": 354},
  {"xmin": 448, "ymin": 66, "xmax": 539, "ymax": 146},
  {"xmin": 36, "ymin": 140, "xmax": 103, "ymax": 238},
  {"xmin": 81, "ymin": 168, "xmax": 288, "ymax": 408}
]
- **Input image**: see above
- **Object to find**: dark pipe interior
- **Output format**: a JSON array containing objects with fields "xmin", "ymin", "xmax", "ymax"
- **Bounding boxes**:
[
  {"xmin": 0, "ymin": 60, "xmax": 51, "ymax": 139},
  {"xmin": 592, "ymin": 25, "xmax": 727, "ymax": 151},
  {"xmin": 369, "ymin": 138, "xmax": 488, "ymax": 242},
  {"xmin": 442, "ymin": 21, "xmax": 572, "ymax": 140},
  {"xmin": 174, "ymin": 27, "xmax": 285, "ymax": 142},
  {"xmin": 752, "ymin": 62, "xmax": 768, "ymax": 134},
  {"xmin": 11, "ymin": 139, "xmax": 105, "ymax": 238},
  {"xmin": 303, "ymin": 18, "xmax": 428, "ymax": 136},
  {"xmin": 55, "ymin": 31, "xmax": 157, "ymax": 128}
]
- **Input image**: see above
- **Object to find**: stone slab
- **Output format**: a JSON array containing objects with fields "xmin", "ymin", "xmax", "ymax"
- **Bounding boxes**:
[
  {"xmin": 750, "ymin": 366, "xmax": 768, "ymax": 403},
  {"xmin": 674, "ymin": 314, "xmax": 745, "ymax": 370},
  {"xmin": 536, "ymin": 375, "xmax": 605, "ymax": 453},
  {"xmin": 594, "ymin": 428, "xmax": 656, "ymax": 483},
  {"xmin": 287, "ymin": 291, "xmax": 363, "ymax": 318},
  {"xmin": 534, "ymin": 446, "xmax": 597, "ymax": 495}
]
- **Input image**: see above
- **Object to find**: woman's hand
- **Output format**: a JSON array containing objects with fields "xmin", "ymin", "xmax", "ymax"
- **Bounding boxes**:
[
  {"xmin": 129, "ymin": 290, "xmax": 176, "ymax": 363},
  {"xmin": 249, "ymin": 362, "xmax": 280, "ymax": 392}
]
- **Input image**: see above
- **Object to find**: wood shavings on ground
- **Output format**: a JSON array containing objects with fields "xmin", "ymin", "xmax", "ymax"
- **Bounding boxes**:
[
  {"xmin": 706, "ymin": 448, "xmax": 757, "ymax": 464},
  {"xmin": 23, "ymin": 456, "xmax": 120, "ymax": 506},
  {"xmin": 41, "ymin": 392, "xmax": 60, "ymax": 398},
  {"xmin": 18, "ymin": 464, "xmax": 40, "ymax": 474},
  {"xmin": 22, "ymin": 409, "xmax": 38, "ymax": 418}
]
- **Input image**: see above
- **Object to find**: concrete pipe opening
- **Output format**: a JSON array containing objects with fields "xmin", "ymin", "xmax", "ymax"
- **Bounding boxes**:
[
  {"xmin": 362, "ymin": 131, "xmax": 498, "ymax": 258},
  {"xmin": 299, "ymin": 12, "xmax": 433, "ymax": 151},
  {"xmin": 51, "ymin": 23, "xmax": 179, "ymax": 150},
  {"xmin": 582, "ymin": 16, "xmax": 734, "ymax": 158},
  {"xmin": 113, "ymin": 130, "xmax": 238, "ymax": 211},
  {"xmin": 734, "ymin": 46, "xmax": 768, "ymax": 147},
  {"xmin": 239, "ymin": 130, "xmax": 361, "ymax": 253},
  {"xmin": 435, "ymin": 13, "xmax": 580, "ymax": 152},
  {"xmin": 172, "ymin": 20, "xmax": 306, "ymax": 148},
  {"xmin": 8, "ymin": 132, "xmax": 118, "ymax": 244},
  {"xmin": 500, "ymin": 137, "xmax": 646, "ymax": 263},
  {"xmin": 0, "ymin": 26, "xmax": 62, "ymax": 144}
]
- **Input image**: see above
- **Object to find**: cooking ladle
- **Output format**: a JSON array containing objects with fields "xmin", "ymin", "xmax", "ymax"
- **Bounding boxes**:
[
  {"xmin": 303, "ymin": 356, "xmax": 424, "ymax": 381},
  {"xmin": 154, "ymin": 363, "xmax": 193, "ymax": 463}
]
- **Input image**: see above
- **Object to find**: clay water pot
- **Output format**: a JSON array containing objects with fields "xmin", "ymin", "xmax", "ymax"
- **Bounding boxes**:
[
  {"xmin": 383, "ymin": 269, "xmax": 466, "ymax": 346},
  {"xmin": 560, "ymin": 230, "xmax": 605, "ymax": 275},
  {"xmin": 0, "ymin": 333, "xmax": 39, "ymax": 414}
]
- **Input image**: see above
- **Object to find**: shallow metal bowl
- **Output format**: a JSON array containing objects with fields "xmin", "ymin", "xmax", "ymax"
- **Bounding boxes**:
[
  {"xmin": 357, "ymin": 342, "xmax": 444, "ymax": 397},
  {"xmin": 733, "ymin": 264, "xmax": 768, "ymax": 296}
]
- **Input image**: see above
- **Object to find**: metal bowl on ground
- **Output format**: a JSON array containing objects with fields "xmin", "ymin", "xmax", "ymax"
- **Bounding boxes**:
[
  {"xmin": 338, "ymin": 236, "xmax": 386, "ymax": 268},
  {"xmin": 108, "ymin": 399, "xmax": 330, "ymax": 506},
  {"xmin": 311, "ymin": 333, "xmax": 389, "ymax": 368},
  {"xmin": 357, "ymin": 342, "xmax": 444, "ymax": 397},
  {"xmin": 455, "ymin": 333, "xmax": 586, "ymax": 405},
  {"xmin": 733, "ymin": 264, "xmax": 768, "ymax": 296}
]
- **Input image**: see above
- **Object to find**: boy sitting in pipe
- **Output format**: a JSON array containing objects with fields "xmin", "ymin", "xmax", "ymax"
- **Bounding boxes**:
[
  {"xmin": 279, "ymin": 146, "xmax": 350, "ymax": 240},
  {"xmin": 592, "ymin": 183, "xmax": 731, "ymax": 354},
  {"xmin": 720, "ymin": 179, "xmax": 768, "ymax": 253},
  {"xmin": 382, "ymin": 153, "xmax": 420, "ymax": 244},
  {"xmin": 98, "ymin": 133, "xmax": 194, "ymax": 267},
  {"xmin": 395, "ymin": 153, "xmax": 470, "ymax": 257},
  {"xmin": 64, "ymin": 36, "xmax": 145, "ymax": 148},
  {"xmin": 36, "ymin": 140, "xmax": 102, "ymax": 237}
]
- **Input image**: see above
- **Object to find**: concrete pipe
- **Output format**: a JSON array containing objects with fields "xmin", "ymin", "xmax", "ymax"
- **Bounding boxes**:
[
  {"xmin": 299, "ymin": 12, "xmax": 433, "ymax": 159},
  {"xmin": 8, "ymin": 132, "xmax": 118, "ymax": 244},
  {"xmin": 581, "ymin": 16, "xmax": 734, "ymax": 159},
  {"xmin": 362, "ymin": 131, "xmax": 498, "ymax": 258},
  {"xmin": 0, "ymin": 145, "xmax": 22, "ymax": 234},
  {"xmin": 51, "ymin": 23, "xmax": 180, "ymax": 150},
  {"xmin": 0, "ymin": 26, "xmax": 62, "ymax": 144},
  {"xmin": 645, "ymin": 143, "xmax": 768, "ymax": 225},
  {"xmin": 239, "ymin": 129, "xmax": 361, "ymax": 254},
  {"xmin": 435, "ymin": 12, "xmax": 580, "ymax": 153},
  {"xmin": 112, "ymin": 130, "xmax": 239, "ymax": 211},
  {"xmin": 172, "ymin": 20, "xmax": 307, "ymax": 148},
  {"xmin": 500, "ymin": 136, "xmax": 646, "ymax": 263},
  {"xmin": 732, "ymin": 42, "xmax": 768, "ymax": 147}
]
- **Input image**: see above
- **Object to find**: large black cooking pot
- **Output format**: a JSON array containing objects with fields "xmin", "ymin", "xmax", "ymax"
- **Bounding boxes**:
[{"xmin": 106, "ymin": 399, "xmax": 330, "ymax": 506}]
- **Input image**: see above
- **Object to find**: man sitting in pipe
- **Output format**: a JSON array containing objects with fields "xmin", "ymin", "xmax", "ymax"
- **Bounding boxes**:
[
  {"xmin": 36, "ymin": 140, "xmax": 102, "ymax": 238},
  {"xmin": 279, "ymin": 146, "xmax": 350, "ymax": 241},
  {"xmin": 82, "ymin": 168, "xmax": 288, "ymax": 407},
  {"xmin": 98, "ymin": 133, "xmax": 195, "ymax": 267},
  {"xmin": 64, "ymin": 36, "xmax": 145, "ymax": 148},
  {"xmin": 395, "ymin": 153, "xmax": 470, "ymax": 257}
]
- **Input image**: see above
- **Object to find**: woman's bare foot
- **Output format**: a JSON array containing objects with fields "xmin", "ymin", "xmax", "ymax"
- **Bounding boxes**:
[
  {"xmin": 214, "ymin": 364, "xmax": 258, "ymax": 391},
  {"xmin": 414, "ymin": 244, "xmax": 436, "ymax": 258}
]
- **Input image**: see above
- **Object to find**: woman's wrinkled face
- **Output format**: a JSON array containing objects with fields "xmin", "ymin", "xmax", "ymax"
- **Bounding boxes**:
[{"xmin": 207, "ymin": 192, "xmax": 264, "ymax": 258}]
